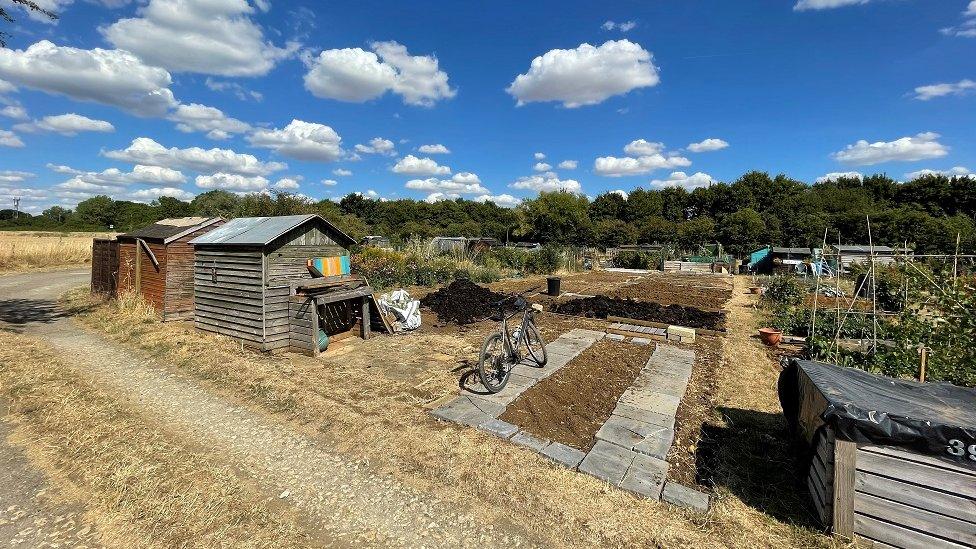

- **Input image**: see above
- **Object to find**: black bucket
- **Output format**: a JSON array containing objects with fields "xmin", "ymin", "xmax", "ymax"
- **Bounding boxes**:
[{"xmin": 547, "ymin": 276, "xmax": 561, "ymax": 296}]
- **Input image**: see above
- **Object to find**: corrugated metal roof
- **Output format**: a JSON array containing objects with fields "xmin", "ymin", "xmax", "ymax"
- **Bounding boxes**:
[
  {"xmin": 771, "ymin": 247, "xmax": 812, "ymax": 255},
  {"xmin": 119, "ymin": 217, "xmax": 220, "ymax": 243},
  {"xmin": 189, "ymin": 214, "xmax": 354, "ymax": 246}
]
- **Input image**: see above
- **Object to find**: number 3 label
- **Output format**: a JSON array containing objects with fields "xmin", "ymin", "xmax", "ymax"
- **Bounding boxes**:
[{"xmin": 947, "ymin": 439, "xmax": 976, "ymax": 461}]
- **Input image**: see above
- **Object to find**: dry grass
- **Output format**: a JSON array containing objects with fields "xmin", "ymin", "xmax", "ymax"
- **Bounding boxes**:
[
  {"xmin": 0, "ymin": 329, "xmax": 311, "ymax": 548},
  {"xmin": 0, "ymin": 231, "xmax": 109, "ymax": 273},
  {"xmin": 65, "ymin": 285, "xmax": 843, "ymax": 548}
]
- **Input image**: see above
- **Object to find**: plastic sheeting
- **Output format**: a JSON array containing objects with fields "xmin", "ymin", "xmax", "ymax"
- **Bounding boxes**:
[
  {"xmin": 378, "ymin": 289, "xmax": 421, "ymax": 331},
  {"xmin": 779, "ymin": 358, "xmax": 976, "ymax": 462}
]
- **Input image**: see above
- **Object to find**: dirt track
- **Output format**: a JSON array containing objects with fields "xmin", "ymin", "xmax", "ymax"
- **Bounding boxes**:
[{"xmin": 0, "ymin": 270, "xmax": 529, "ymax": 547}]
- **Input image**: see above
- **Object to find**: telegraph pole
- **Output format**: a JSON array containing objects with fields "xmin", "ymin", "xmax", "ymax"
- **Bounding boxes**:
[{"xmin": 12, "ymin": 197, "xmax": 21, "ymax": 219}]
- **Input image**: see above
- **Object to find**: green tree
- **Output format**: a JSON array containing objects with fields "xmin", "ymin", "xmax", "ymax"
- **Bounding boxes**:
[
  {"xmin": 73, "ymin": 195, "xmax": 115, "ymax": 229},
  {"xmin": 191, "ymin": 190, "xmax": 241, "ymax": 218},
  {"xmin": 518, "ymin": 191, "xmax": 592, "ymax": 244},
  {"xmin": 718, "ymin": 208, "xmax": 766, "ymax": 255},
  {"xmin": 592, "ymin": 218, "xmax": 638, "ymax": 249}
]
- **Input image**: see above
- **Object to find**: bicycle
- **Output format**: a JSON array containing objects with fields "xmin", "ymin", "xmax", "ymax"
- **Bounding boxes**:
[{"xmin": 477, "ymin": 291, "xmax": 548, "ymax": 393}]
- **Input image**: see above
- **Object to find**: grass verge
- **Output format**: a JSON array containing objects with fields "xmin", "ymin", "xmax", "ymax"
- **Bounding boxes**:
[{"xmin": 0, "ymin": 329, "xmax": 311, "ymax": 548}]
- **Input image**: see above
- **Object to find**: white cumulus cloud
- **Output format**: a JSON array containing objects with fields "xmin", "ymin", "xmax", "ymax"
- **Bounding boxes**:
[
  {"xmin": 904, "ymin": 166, "xmax": 975, "ymax": 180},
  {"xmin": 623, "ymin": 139, "xmax": 664, "ymax": 157},
  {"xmin": 831, "ymin": 132, "xmax": 949, "ymax": 166},
  {"xmin": 0, "ymin": 170, "xmax": 35, "ymax": 184},
  {"xmin": 0, "ymin": 130, "xmax": 24, "ymax": 147},
  {"xmin": 687, "ymin": 138, "xmax": 729, "ymax": 153},
  {"xmin": 195, "ymin": 172, "xmax": 269, "ymax": 191},
  {"xmin": 533, "ymin": 162, "xmax": 552, "ymax": 172},
  {"xmin": 594, "ymin": 154, "xmax": 691, "ymax": 177},
  {"xmin": 940, "ymin": 1, "xmax": 976, "ymax": 38},
  {"xmin": 128, "ymin": 187, "xmax": 195, "ymax": 203},
  {"xmin": 474, "ymin": 194, "xmax": 521, "ymax": 208},
  {"xmin": 248, "ymin": 120, "xmax": 343, "ymax": 162},
  {"xmin": 557, "ymin": 160, "xmax": 578, "ymax": 170},
  {"xmin": 321, "ymin": 179, "xmax": 338, "ymax": 186},
  {"xmin": 793, "ymin": 0, "xmax": 872, "ymax": 11},
  {"xmin": 649, "ymin": 171, "xmax": 715, "ymax": 190},
  {"xmin": 405, "ymin": 172, "xmax": 487, "ymax": 195},
  {"xmin": 354, "ymin": 137, "xmax": 396, "ymax": 156},
  {"xmin": 418, "ymin": 143, "xmax": 450, "ymax": 154},
  {"xmin": 510, "ymin": 173, "xmax": 582, "ymax": 193},
  {"xmin": 507, "ymin": 40, "xmax": 659, "ymax": 108},
  {"xmin": 0, "ymin": 40, "xmax": 176, "ymax": 116},
  {"xmin": 15, "ymin": 113, "xmax": 114, "ymax": 135},
  {"xmin": 0, "ymin": 105, "xmax": 27, "ymax": 120},
  {"xmin": 304, "ymin": 41, "xmax": 455, "ymax": 106},
  {"xmin": 534, "ymin": 152, "xmax": 546, "ymax": 160},
  {"xmin": 273, "ymin": 177, "xmax": 301, "ymax": 190},
  {"xmin": 168, "ymin": 103, "xmax": 251, "ymax": 138},
  {"xmin": 105, "ymin": 137, "xmax": 286, "ymax": 176},
  {"xmin": 332, "ymin": 168, "xmax": 352, "ymax": 177},
  {"xmin": 392, "ymin": 154, "xmax": 451, "ymax": 176},
  {"xmin": 815, "ymin": 171, "xmax": 863, "ymax": 183},
  {"xmin": 602, "ymin": 20, "xmax": 637, "ymax": 32},
  {"xmin": 102, "ymin": 0, "xmax": 297, "ymax": 77},
  {"xmin": 913, "ymin": 79, "xmax": 976, "ymax": 100}
]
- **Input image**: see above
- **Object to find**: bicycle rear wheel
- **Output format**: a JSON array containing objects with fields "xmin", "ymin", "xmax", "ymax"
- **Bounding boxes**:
[
  {"xmin": 524, "ymin": 321, "xmax": 547, "ymax": 366},
  {"xmin": 478, "ymin": 332, "xmax": 513, "ymax": 393}
]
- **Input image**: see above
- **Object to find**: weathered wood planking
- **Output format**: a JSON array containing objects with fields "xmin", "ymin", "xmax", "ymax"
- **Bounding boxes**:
[
  {"xmin": 90, "ymin": 239, "xmax": 118, "ymax": 295},
  {"xmin": 193, "ymin": 247, "xmax": 266, "ymax": 348}
]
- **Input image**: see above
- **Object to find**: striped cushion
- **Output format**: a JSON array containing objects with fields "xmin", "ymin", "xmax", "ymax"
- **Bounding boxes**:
[{"xmin": 308, "ymin": 255, "xmax": 350, "ymax": 277}]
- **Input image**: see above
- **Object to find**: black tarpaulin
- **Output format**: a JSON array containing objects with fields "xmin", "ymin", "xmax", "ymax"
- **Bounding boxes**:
[{"xmin": 780, "ymin": 358, "xmax": 976, "ymax": 461}]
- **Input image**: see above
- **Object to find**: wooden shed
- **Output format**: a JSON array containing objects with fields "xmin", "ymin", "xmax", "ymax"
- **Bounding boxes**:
[
  {"xmin": 779, "ymin": 359, "xmax": 975, "ymax": 548},
  {"xmin": 189, "ymin": 214, "xmax": 359, "ymax": 352},
  {"xmin": 116, "ymin": 217, "xmax": 224, "ymax": 320}
]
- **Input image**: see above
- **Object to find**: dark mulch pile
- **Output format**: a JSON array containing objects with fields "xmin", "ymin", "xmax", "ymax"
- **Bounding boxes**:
[
  {"xmin": 552, "ymin": 295, "xmax": 725, "ymax": 331},
  {"xmin": 420, "ymin": 279, "xmax": 510, "ymax": 325}
]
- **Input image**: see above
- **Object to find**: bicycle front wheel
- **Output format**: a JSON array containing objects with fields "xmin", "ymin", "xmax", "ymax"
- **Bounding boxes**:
[
  {"xmin": 478, "ymin": 332, "xmax": 513, "ymax": 393},
  {"xmin": 524, "ymin": 321, "xmax": 547, "ymax": 366}
]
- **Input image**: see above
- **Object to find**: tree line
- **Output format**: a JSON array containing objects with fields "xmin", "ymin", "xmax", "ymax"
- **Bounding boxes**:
[{"xmin": 3, "ymin": 171, "xmax": 974, "ymax": 256}]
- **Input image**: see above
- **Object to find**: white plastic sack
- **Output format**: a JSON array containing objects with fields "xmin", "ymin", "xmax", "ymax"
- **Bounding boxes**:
[{"xmin": 379, "ymin": 289, "xmax": 421, "ymax": 331}]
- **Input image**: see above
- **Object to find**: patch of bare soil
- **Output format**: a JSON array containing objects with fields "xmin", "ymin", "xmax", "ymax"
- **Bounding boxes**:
[
  {"xmin": 610, "ymin": 276, "xmax": 733, "ymax": 311},
  {"xmin": 552, "ymin": 295, "xmax": 726, "ymax": 331},
  {"xmin": 666, "ymin": 335, "xmax": 722, "ymax": 488},
  {"xmin": 499, "ymin": 339, "xmax": 655, "ymax": 451}
]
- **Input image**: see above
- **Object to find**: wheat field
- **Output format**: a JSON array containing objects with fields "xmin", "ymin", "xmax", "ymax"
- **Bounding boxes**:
[{"xmin": 0, "ymin": 231, "xmax": 111, "ymax": 273}]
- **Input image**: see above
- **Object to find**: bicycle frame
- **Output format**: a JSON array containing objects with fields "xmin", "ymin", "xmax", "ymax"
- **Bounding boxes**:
[{"xmin": 499, "ymin": 307, "xmax": 533, "ymax": 361}]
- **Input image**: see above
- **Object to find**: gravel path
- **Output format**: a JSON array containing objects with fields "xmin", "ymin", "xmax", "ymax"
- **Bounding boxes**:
[{"xmin": 0, "ymin": 270, "xmax": 529, "ymax": 547}]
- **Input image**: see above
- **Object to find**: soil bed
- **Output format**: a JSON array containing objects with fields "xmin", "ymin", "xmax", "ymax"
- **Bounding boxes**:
[
  {"xmin": 499, "ymin": 339, "xmax": 655, "ymax": 451},
  {"xmin": 419, "ymin": 279, "xmax": 511, "ymax": 325},
  {"xmin": 666, "ymin": 335, "xmax": 721, "ymax": 488},
  {"xmin": 552, "ymin": 296, "xmax": 726, "ymax": 331}
]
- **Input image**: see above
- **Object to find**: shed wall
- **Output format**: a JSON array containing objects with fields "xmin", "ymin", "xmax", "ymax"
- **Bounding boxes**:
[
  {"xmin": 117, "ymin": 240, "xmax": 167, "ymax": 312},
  {"xmin": 162, "ymin": 221, "xmax": 225, "ymax": 320},
  {"xmin": 90, "ymin": 239, "xmax": 118, "ymax": 295},
  {"xmin": 266, "ymin": 224, "xmax": 348, "ymax": 284},
  {"xmin": 192, "ymin": 247, "xmax": 266, "ymax": 348}
]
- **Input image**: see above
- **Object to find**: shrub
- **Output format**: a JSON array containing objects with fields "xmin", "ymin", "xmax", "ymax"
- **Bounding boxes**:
[
  {"xmin": 762, "ymin": 274, "xmax": 804, "ymax": 307},
  {"xmin": 489, "ymin": 247, "xmax": 529, "ymax": 271},
  {"xmin": 614, "ymin": 250, "xmax": 659, "ymax": 270},
  {"xmin": 526, "ymin": 246, "xmax": 561, "ymax": 274}
]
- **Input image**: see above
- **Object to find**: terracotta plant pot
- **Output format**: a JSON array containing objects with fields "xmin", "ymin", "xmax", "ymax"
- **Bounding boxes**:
[{"xmin": 759, "ymin": 328, "xmax": 782, "ymax": 347}]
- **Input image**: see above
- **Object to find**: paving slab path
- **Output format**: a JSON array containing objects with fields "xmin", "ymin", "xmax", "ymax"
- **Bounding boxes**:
[{"xmin": 0, "ymin": 269, "xmax": 530, "ymax": 547}]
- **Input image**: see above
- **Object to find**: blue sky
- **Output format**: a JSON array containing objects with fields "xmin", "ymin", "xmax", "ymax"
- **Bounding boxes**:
[{"xmin": 0, "ymin": 0, "xmax": 975, "ymax": 214}]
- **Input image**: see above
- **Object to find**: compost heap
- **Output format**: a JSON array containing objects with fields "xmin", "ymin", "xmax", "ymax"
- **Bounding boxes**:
[
  {"xmin": 420, "ymin": 279, "xmax": 510, "ymax": 325},
  {"xmin": 552, "ymin": 295, "xmax": 725, "ymax": 331}
]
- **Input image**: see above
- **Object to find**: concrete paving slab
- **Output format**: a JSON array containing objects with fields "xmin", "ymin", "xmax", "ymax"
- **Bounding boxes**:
[
  {"xmin": 465, "ymin": 372, "xmax": 537, "ymax": 407},
  {"xmin": 477, "ymin": 418, "xmax": 519, "ymax": 439},
  {"xmin": 541, "ymin": 442, "xmax": 586, "ymax": 469},
  {"xmin": 633, "ymin": 428, "xmax": 674, "ymax": 459},
  {"xmin": 632, "ymin": 337, "xmax": 651, "ymax": 345},
  {"xmin": 430, "ymin": 397, "xmax": 494, "ymax": 427},
  {"xmin": 620, "ymin": 453, "xmax": 669, "ymax": 500},
  {"xmin": 662, "ymin": 481, "xmax": 710, "ymax": 511},
  {"xmin": 611, "ymin": 403, "xmax": 675, "ymax": 429},
  {"xmin": 606, "ymin": 333, "xmax": 625, "ymax": 341},
  {"xmin": 577, "ymin": 440, "xmax": 636, "ymax": 485},
  {"xmin": 595, "ymin": 416, "xmax": 667, "ymax": 447},
  {"xmin": 618, "ymin": 390, "xmax": 681, "ymax": 417},
  {"xmin": 511, "ymin": 431, "xmax": 550, "ymax": 452}
]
